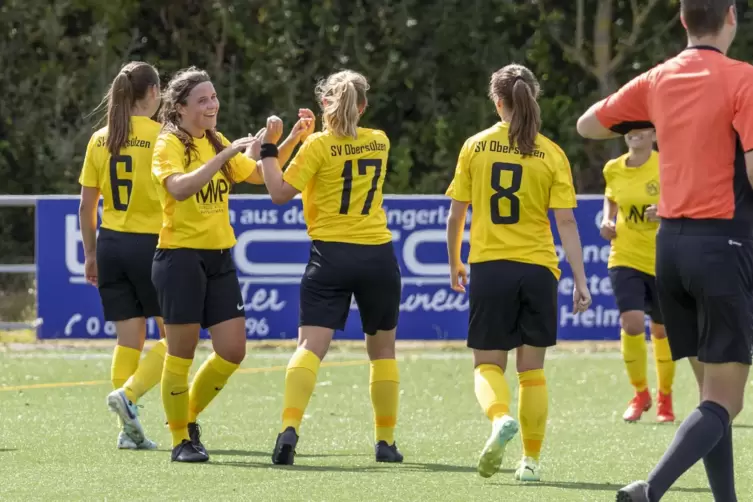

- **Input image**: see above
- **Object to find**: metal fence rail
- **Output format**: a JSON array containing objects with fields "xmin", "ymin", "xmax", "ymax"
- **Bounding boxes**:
[{"xmin": 1, "ymin": 195, "xmax": 41, "ymax": 331}]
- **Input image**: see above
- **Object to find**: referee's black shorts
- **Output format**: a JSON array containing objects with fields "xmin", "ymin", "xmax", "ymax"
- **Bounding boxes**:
[
  {"xmin": 607, "ymin": 266, "xmax": 662, "ymax": 324},
  {"xmin": 152, "ymin": 248, "xmax": 245, "ymax": 330},
  {"xmin": 656, "ymin": 218, "xmax": 753, "ymax": 365},
  {"xmin": 96, "ymin": 228, "xmax": 160, "ymax": 321},
  {"xmin": 300, "ymin": 240, "xmax": 401, "ymax": 335},
  {"xmin": 468, "ymin": 259, "xmax": 558, "ymax": 352}
]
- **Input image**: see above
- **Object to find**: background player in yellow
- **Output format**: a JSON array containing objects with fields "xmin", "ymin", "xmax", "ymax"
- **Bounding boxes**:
[
  {"xmin": 78, "ymin": 61, "xmax": 167, "ymax": 451},
  {"xmin": 259, "ymin": 70, "xmax": 404, "ymax": 466},
  {"xmin": 445, "ymin": 64, "xmax": 591, "ymax": 482},
  {"xmin": 600, "ymin": 130, "xmax": 675, "ymax": 424},
  {"xmin": 150, "ymin": 66, "xmax": 309, "ymax": 462}
]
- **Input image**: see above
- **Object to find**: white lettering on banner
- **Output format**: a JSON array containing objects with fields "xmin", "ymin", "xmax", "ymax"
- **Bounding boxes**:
[
  {"xmin": 557, "ymin": 275, "xmax": 613, "ymax": 296},
  {"xmin": 559, "ymin": 305, "xmax": 620, "ymax": 328},
  {"xmin": 555, "ymin": 244, "xmax": 610, "ymax": 264},
  {"xmin": 236, "ymin": 284, "xmax": 287, "ymax": 312},
  {"xmin": 399, "ymin": 288, "xmax": 469, "ymax": 312},
  {"xmin": 241, "ymin": 209, "xmax": 279, "ymax": 225},
  {"xmin": 63, "ymin": 314, "xmax": 159, "ymax": 337},
  {"xmin": 245, "ymin": 318, "xmax": 270, "ymax": 337},
  {"xmin": 282, "ymin": 206, "xmax": 306, "ymax": 225},
  {"xmin": 384, "ymin": 206, "xmax": 472, "ymax": 231},
  {"xmin": 234, "ymin": 230, "xmax": 310, "ymax": 276},
  {"xmin": 402, "ymin": 229, "xmax": 470, "ymax": 277},
  {"xmin": 65, "ymin": 215, "xmax": 85, "ymax": 277}
]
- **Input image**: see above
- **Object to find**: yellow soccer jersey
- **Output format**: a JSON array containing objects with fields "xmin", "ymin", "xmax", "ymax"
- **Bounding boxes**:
[
  {"xmin": 283, "ymin": 128, "xmax": 392, "ymax": 245},
  {"xmin": 151, "ymin": 131, "xmax": 256, "ymax": 250},
  {"xmin": 78, "ymin": 116, "xmax": 162, "ymax": 234},
  {"xmin": 445, "ymin": 122, "xmax": 577, "ymax": 280},
  {"xmin": 604, "ymin": 151, "xmax": 660, "ymax": 276}
]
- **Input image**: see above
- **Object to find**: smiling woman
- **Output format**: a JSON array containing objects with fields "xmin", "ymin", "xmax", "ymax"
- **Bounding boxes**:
[{"xmin": 149, "ymin": 66, "xmax": 309, "ymax": 463}]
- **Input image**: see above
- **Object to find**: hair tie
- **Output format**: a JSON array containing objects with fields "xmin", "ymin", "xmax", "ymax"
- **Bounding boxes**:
[{"xmin": 513, "ymin": 76, "xmax": 523, "ymax": 84}]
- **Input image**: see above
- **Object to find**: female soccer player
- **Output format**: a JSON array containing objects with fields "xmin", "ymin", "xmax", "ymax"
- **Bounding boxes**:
[
  {"xmin": 445, "ymin": 64, "xmax": 591, "ymax": 482},
  {"xmin": 600, "ymin": 130, "xmax": 675, "ymax": 424},
  {"xmin": 79, "ymin": 61, "xmax": 166, "ymax": 450},
  {"xmin": 151, "ymin": 66, "xmax": 308, "ymax": 462},
  {"xmin": 259, "ymin": 70, "xmax": 404, "ymax": 466}
]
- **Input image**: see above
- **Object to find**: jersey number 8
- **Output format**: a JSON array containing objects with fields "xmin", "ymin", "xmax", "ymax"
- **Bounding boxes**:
[
  {"xmin": 490, "ymin": 162, "xmax": 522, "ymax": 225},
  {"xmin": 109, "ymin": 155, "xmax": 133, "ymax": 211}
]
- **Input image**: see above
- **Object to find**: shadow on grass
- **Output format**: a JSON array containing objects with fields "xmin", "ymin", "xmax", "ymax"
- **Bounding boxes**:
[
  {"xmin": 208, "ymin": 459, "xmax": 483, "ymax": 474},
  {"xmin": 500, "ymin": 480, "xmax": 710, "ymax": 494},
  {"xmin": 209, "ymin": 449, "xmax": 371, "ymax": 458},
  {"xmin": 0, "ymin": 448, "xmax": 17, "ymax": 452}
]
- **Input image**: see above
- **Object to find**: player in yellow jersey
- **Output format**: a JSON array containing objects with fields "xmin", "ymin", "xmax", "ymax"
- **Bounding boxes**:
[
  {"xmin": 78, "ymin": 61, "xmax": 167, "ymax": 451},
  {"xmin": 151, "ymin": 67, "xmax": 310, "ymax": 463},
  {"xmin": 259, "ymin": 70, "xmax": 404, "ymax": 465},
  {"xmin": 600, "ymin": 130, "xmax": 675, "ymax": 424},
  {"xmin": 445, "ymin": 64, "xmax": 591, "ymax": 482}
]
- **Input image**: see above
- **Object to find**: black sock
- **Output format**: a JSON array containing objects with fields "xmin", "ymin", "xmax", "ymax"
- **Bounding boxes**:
[
  {"xmin": 646, "ymin": 401, "xmax": 729, "ymax": 501},
  {"xmin": 703, "ymin": 424, "xmax": 736, "ymax": 502}
]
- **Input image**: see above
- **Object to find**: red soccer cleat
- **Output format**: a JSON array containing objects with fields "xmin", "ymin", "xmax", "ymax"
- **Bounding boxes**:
[
  {"xmin": 623, "ymin": 389, "xmax": 652, "ymax": 422},
  {"xmin": 656, "ymin": 392, "xmax": 675, "ymax": 423}
]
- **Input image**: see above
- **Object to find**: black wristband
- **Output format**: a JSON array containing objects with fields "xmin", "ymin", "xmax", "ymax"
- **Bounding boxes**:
[{"xmin": 260, "ymin": 143, "xmax": 279, "ymax": 159}]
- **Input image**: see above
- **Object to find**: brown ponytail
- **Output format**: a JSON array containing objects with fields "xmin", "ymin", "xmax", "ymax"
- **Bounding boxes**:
[
  {"xmin": 160, "ymin": 67, "xmax": 235, "ymax": 182},
  {"xmin": 489, "ymin": 65, "xmax": 542, "ymax": 157},
  {"xmin": 99, "ymin": 62, "xmax": 159, "ymax": 156}
]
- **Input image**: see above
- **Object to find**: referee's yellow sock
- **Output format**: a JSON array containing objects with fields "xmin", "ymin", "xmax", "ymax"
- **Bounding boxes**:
[
  {"xmin": 280, "ymin": 348, "xmax": 320, "ymax": 433},
  {"xmin": 474, "ymin": 363, "xmax": 511, "ymax": 421},
  {"xmin": 162, "ymin": 354, "xmax": 192, "ymax": 447},
  {"xmin": 188, "ymin": 352, "xmax": 240, "ymax": 423},
  {"xmin": 370, "ymin": 359, "xmax": 399, "ymax": 444},
  {"xmin": 621, "ymin": 330, "xmax": 648, "ymax": 392},
  {"xmin": 518, "ymin": 369, "xmax": 548, "ymax": 461},
  {"xmin": 124, "ymin": 338, "xmax": 167, "ymax": 403},
  {"xmin": 111, "ymin": 344, "xmax": 141, "ymax": 389}
]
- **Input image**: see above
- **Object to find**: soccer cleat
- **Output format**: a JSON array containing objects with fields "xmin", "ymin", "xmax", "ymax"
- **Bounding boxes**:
[
  {"xmin": 622, "ymin": 389, "xmax": 652, "ymax": 422},
  {"xmin": 375, "ymin": 441, "xmax": 404, "ymax": 463},
  {"xmin": 272, "ymin": 426, "xmax": 299, "ymax": 465},
  {"xmin": 171, "ymin": 439, "xmax": 209, "ymax": 463},
  {"xmin": 117, "ymin": 431, "xmax": 157, "ymax": 450},
  {"xmin": 616, "ymin": 480, "xmax": 651, "ymax": 502},
  {"xmin": 514, "ymin": 456, "xmax": 541, "ymax": 482},
  {"xmin": 107, "ymin": 389, "xmax": 146, "ymax": 444},
  {"xmin": 477, "ymin": 415, "xmax": 519, "ymax": 478},
  {"xmin": 188, "ymin": 422, "xmax": 206, "ymax": 455},
  {"xmin": 656, "ymin": 392, "xmax": 675, "ymax": 423}
]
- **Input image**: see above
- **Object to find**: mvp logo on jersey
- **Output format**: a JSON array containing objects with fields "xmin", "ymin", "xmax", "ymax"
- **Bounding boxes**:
[{"xmin": 196, "ymin": 178, "xmax": 230, "ymax": 204}]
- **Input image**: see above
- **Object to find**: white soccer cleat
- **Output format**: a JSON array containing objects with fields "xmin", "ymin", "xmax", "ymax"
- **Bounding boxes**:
[
  {"xmin": 514, "ymin": 456, "xmax": 541, "ymax": 482},
  {"xmin": 107, "ymin": 389, "xmax": 146, "ymax": 445},
  {"xmin": 477, "ymin": 415, "xmax": 519, "ymax": 478},
  {"xmin": 117, "ymin": 431, "xmax": 158, "ymax": 450}
]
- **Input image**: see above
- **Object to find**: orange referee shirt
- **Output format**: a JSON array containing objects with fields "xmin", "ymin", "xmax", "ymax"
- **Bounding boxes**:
[{"xmin": 594, "ymin": 46, "xmax": 753, "ymax": 222}]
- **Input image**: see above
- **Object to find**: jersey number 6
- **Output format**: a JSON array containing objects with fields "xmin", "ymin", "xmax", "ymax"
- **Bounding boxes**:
[
  {"xmin": 109, "ymin": 155, "xmax": 133, "ymax": 211},
  {"xmin": 340, "ymin": 159, "xmax": 383, "ymax": 215},
  {"xmin": 490, "ymin": 162, "xmax": 522, "ymax": 225}
]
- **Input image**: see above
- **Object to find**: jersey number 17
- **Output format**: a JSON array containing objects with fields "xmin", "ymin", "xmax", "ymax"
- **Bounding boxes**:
[{"xmin": 339, "ymin": 159, "xmax": 383, "ymax": 215}]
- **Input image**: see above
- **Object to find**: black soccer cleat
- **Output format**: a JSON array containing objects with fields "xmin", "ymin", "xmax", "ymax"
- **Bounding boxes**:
[
  {"xmin": 188, "ymin": 422, "xmax": 207, "ymax": 456},
  {"xmin": 616, "ymin": 481, "xmax": 651, "ymax": 502},
  {"xmin": 272, "ymin": 426, "xmax": 299, "ymax": 465},
  {"xmin": 375, "ymin": 441, "xmax": 404, "ymax": 463},
  {"xmin": 171, "ymin": 439, "xmax": 209, "ymax": 463}
]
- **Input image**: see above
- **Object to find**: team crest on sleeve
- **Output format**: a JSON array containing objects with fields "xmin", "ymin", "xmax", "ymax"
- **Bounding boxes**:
[{"xmin": 646, "ymin": 181, "xmax": 659, "ymax": 196}]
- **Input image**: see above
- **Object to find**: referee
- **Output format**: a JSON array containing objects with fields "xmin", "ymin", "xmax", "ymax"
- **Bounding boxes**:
[{"xmin": 577, "ymin": 1, "xmax": 753, "ymax": 500}]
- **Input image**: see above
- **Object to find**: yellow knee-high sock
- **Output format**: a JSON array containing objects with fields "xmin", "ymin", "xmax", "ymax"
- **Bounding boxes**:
[
  {"xmin": 370, "ymin": 359, "xmax": 399, "ymax": 444},
  {"xmin": 621, "ymin": 330, "xmax": 648, "ymax": 392},
  {"xmin": 162, "ymin": 354, "xmax": 192, "ymax": 447},
  {"xmin": 188, "ymin": 352, "xmax": 240, "ymax": 423},
  {"xmin": 111, "ymin": 345, "xmax": 141, "ymax": 389},
  {"xmin": 474, "ymin": 364, "xmax": 511, "ymax": 421},
  {"xmin": 518, "ymin": 369, "xmax": 548, "ymax": 461},
  {"xmin": 124, "ymin": 339, "xmax": 167, "ymax": 403},
  {"xmin": 652, "ymin": 335, "xmax": 675, "ymax": 395},
  {"xmin": 280, "ymin": 348, "xmax": 321, "ymax": 433}
]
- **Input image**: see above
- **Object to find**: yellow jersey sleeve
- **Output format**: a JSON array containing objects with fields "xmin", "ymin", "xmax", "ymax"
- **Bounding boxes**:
[
  {"xmin": 152, "ymin": 134, "xmax": 186, "ymax": 184},
  {"xmin": 603, "ymin": 161, "xmax": 616, "ymax": 200},
  {"xmin": 79, "ymin": 134, "xmax": 101, "ymax": 188},
  {"xmin": 283, "ymin": 135, "xmax": 323, "ymax": 192},
  {"xmin": 445, "ymin": 139, "xmax": 473, "ymax": 202},
  {"xmin": 549, "ymin": 146, "xmax": 577, "ymax": 209}
]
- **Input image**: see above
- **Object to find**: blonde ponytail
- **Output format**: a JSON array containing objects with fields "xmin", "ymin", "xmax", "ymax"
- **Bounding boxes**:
[{"xmin": 316, "ymin": 70, "xmax": 369, "ymax": 139}]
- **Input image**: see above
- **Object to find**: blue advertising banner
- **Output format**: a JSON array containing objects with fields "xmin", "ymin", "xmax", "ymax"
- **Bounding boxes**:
[{"xmin": 35, "ymin": 195, "xmax": 619, "ymax": 340}]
